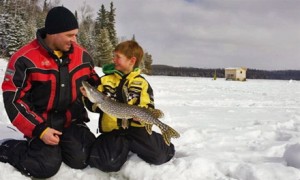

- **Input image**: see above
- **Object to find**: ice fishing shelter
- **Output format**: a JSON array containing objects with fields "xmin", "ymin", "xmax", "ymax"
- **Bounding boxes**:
[{"xmin": 225, "ymin": 67, "xmax": 247, "ymax": 81}]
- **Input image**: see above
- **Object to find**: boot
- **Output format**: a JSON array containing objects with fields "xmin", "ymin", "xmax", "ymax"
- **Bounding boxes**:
[{"xmin": 0, "ymin": 139, "xmax": 20, "ymax": 163}]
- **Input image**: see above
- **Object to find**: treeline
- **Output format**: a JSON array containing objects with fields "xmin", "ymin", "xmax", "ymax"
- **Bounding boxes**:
[
  {"xmin": 0, "ymin": 0, "xmax": 46, "ymax": 56},
  {"xmin": 151, "ymin": 65, "xmax": 224, "ymax": 77},
  {"xmin": 0, "ymin": 0, "xmax": 153, "ymax": 71},
  {"xmin": 247, "ymin": 69, "xmax": 300, "ymax": 80},
  {"xmin": 151, "ymin": 65, "xmax": 300, "ymax": 80}
]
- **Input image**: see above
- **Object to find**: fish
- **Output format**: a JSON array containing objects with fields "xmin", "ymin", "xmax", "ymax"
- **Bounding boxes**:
[{"xmin": 82, "ymin": 81, "xmax": 180, "ymax": 145}]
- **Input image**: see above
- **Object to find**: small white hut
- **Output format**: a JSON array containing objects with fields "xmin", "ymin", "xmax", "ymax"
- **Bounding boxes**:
[{"xmin": 225, "ymin": 67, "xmax": 247, "ymax": 81}]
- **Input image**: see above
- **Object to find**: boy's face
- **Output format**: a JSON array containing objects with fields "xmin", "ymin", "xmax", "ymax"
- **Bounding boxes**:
[{"xmin": 113, "ymin": 51, "xmax": 136, "ymax": 74}]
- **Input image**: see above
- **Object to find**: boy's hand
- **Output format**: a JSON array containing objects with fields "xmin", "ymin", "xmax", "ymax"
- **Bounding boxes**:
[
  {"xmin": 80, "ymin": 86, "xmax": 87, "ymax": 97},
  {"xmin": 132, "ymin": 118, "xmax": 140, "ymax": 122}
]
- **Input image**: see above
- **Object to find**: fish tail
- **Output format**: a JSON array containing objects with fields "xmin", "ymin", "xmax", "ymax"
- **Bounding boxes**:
[
  {"xmin": 161, "ymin": 125, "xmax": 180, "ymax": 146},
  {"xmin": 168, "ymin": 126, "xmax": 180, "ymax": 139},
  {"xmin": 162, "ymin": 133, "xmax": 171, "ymax": 146},
  {"xmin": 144, "ymin": 124, "xmax": 153, "ymax": 135}
]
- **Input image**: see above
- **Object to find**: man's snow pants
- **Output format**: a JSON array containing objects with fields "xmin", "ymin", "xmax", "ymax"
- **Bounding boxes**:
[{"xmin": 5, "ymin": 123, "xmax": 95, "ymax": 178}]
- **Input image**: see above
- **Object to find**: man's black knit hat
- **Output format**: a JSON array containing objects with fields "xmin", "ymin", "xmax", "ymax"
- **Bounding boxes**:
[{"xmin": 45, "ymin": 6, "xmax": 78, "ymax": 34}]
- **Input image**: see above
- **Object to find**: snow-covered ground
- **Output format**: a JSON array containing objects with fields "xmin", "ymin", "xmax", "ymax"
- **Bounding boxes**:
[{"xmin": 0, "ymin": 58, "xmax": 300, "ymax": 180}]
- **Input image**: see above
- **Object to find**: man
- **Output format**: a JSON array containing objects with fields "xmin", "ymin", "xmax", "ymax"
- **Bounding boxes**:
[{"xmin": 0, "ymin": 6, "xmax": 99, "ymax": 178}]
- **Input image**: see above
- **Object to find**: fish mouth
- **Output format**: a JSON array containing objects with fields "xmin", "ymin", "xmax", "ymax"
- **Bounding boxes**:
[
  {"xmin": 82, "ymin": 81, "xmax": 93, "ymax": 90},
  {"xmin": 82, "ymin": 81, "xmax": 97, "ymax": 103},
  {"xmin": 82, "ymin": 81, "xmax": 89, "ymax": 88},
  {"xmin": 81, "ymin": 81, "xmax": 90, "ymax": 94}
]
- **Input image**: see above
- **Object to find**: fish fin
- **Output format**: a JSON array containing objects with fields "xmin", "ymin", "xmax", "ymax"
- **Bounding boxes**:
[
  {"xmin": 92, "ymin": 103, "xmax": 99, "ymax": 112},
  {"xmin": 81, "ymin": 96, "xmax": 86, "ymax": 106},
  {"xmin": 162, "ymin": 133, "xmax": 171, "ymax": 146},
  {"xmin": 132, "ymin": 116, "xmax": 152, "ymax": 134},
  {"xmin": 145, "ymin": 124, "xmax": 153, "ymax": 135},
  {"xmin": 148, "ymin": 108, "xmax": 164, "ymax": 119},
  {"xmin": 121, "ymin": 119, "xmax": 129, "ymax": 129},
  {"xmin": 160, "ymin": 124, "xmax": 180, "ymax": 146},
  {"xmin": 168, "ymin": 126, "xmax": 180, "ymax": 138}
]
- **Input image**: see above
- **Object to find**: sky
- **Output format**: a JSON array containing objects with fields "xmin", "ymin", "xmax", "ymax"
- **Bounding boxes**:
[
  {"xmin": 58, "ymin": 0, "xmax": 300, "ymax": 70},
  {"xmin": 1, "ymin": 58, "xmax": 300, "ymax": 179}
]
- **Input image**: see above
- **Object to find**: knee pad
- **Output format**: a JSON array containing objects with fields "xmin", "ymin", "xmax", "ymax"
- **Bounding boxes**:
[{"xmin": 63, "ymin": 153, "xmax": 88, "ymax": 169}]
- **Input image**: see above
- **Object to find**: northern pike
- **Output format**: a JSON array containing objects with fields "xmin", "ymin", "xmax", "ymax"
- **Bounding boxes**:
[{"xmin": 82, "ymin": 81, "xmax": 180, "ymax": 145}]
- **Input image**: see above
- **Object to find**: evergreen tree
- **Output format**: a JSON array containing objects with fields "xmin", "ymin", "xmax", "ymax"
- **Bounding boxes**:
[
  {"xmin": 0, "ymin": 0, "xmax": 119, "ymax": 60},
  {"xmin": 74, "ymin": 10, "xmax": 78, "ymax": 20},
  {"xmin": 107, "ymin": 2, "xmax": 117, "ymax": 47},
  {"xmin": 16, "ymin": 14, "xmax": 28, "ymax": 46},
  {"xmin": 0, "ymin": 0, "xmax": 28, "ymax": 56},
  {"xmin": 95, "ymin": 28, "xmax": 113, "ymax": 67},
  {"xmin": 21, "ymin": 0, "xmax": 40, "ymax": 44},
  {"xmin": 5, "ymin": 0, "xmax": 17, "ymax": 17},
  {"xmin": 23, "ymin": 17, "xmax": 36, "ymax": 43},
  {"xmin": 36, "ymin": 0, "xmax": 50, "ymax": 28},
  {"xmin": 94, "ymin": 4, "xmax": 116, "ymax": 67},
  {"xmin": 0, "ymin": 0, "xmax": 4, "ymax": 11},
  {"xmin": 6, "ymin": 15, "xmax": 27, "ymax": 56},
  {"xmin": 78, "ymin": 15, "xmax": 95, "ymax": 56},
  {"xmin": 0, "ymin": 13, "xmax": 8, "ymax": 57},
  {"xmin": 130, "ymin": 35, "xmax": 153, "ymax": 74},
  {"xmin": 15, "ymin": 0, "xmax": 26, "ymax": 19},
  {"xmin": 30, "ymin": 0, "xmax": 40, "ymax": 8},
  {"xmin": 142, "ymin": 52, "xmax": 153, "ymax": 74},
  {"xmin": 15, "ymin": 0, "xmax": 43, "ymax": 31},
  {"xmin": 43, "ymin": 0, "xmax": 50, "ymax": 13},
  {"xmin": 132, "ymin": 34, "xmax": 136, "ymax": 41},
  {"xmin": 95, "ymin": 4, "xmax": 108, "ymax": 35},
  {"xmin": 77, "ymin": 2, "xmax": 95, "ymax": 57}
]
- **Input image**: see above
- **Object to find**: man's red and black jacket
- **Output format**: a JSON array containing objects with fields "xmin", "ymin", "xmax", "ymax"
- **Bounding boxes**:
[{"xmin": 2, "ymin": 28, "xmax": 100, "ymax": 138}]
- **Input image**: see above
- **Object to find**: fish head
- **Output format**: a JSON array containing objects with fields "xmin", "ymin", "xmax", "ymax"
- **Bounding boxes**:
[{"xmin": 82, "ymin": 81, "xmax": 105, "ymax": 103}]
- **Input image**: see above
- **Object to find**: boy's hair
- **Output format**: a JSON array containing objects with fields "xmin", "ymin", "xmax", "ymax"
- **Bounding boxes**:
[{"xmin": 114, "ymin": 40, "xmax": 144, "ymax": 68}]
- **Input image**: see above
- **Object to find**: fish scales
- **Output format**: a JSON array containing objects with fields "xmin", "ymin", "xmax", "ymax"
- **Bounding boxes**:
[
  {"xmin": 98, "ymin": 97, "xmax": 162, "ymax": 125},
  {"xmin": 82, "ymin": 81, "xmax": 180, "ymax": 145}
]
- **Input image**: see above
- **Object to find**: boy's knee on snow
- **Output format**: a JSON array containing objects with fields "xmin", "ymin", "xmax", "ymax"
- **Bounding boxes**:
[
  {"xmin": 142, "ymin": 153, "xmax": 168, "ymax": 165},
  {"xmin": 63, "ymin": 153, "xmax": 88, "ymax": 169},
  {"xmin": 89, "ymin": 157, "xmax": 124, "ymax": 172},
  {"xmin": 141, "ymin": 144, "xmax": 175, "ymax": 165}
]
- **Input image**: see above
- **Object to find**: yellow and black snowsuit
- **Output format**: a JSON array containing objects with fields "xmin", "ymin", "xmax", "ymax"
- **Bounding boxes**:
[
  {"xmin": 87, "ymin": 63, "xmax": 175, "ymax": 172},
  {"xmin": 96, "ymin": 63, "xmax": 155, "ymax": 132}
]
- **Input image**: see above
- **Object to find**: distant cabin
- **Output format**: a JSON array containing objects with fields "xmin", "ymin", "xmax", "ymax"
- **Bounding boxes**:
[{"xmin": 225, "ymin": 67, "xmax": 247, "ymax": 81}]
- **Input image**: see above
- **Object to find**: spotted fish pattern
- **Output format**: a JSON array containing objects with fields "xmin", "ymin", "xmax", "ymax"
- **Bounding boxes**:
[{"xmin": 82, "ymin": 81, "xmax": 180, "ymax": 145}]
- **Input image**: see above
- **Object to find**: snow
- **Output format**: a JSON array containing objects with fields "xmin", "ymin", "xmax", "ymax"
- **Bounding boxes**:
[{"xmin": 0, "ymin": 58, "xmax": 300, "ymax": 180}]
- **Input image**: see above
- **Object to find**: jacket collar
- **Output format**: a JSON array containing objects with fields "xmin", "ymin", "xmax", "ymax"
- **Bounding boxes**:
[{"xmin": 102, "ymin": 63, "xmax": 141, "ymax": 79}]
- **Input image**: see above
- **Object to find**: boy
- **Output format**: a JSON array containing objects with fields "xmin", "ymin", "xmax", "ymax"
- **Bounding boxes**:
[{"xmin": 82, "ymin": 40, "xmax": 175, "ymax": 172}]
